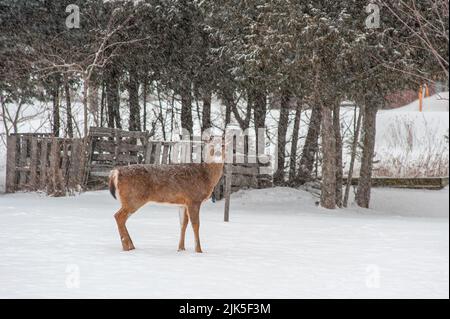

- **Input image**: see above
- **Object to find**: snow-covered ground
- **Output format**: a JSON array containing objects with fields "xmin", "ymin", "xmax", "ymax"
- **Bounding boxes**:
[
  {"xmin": 374, "ymin": 92, "xmax": 449, "ymax": 177},
  {"xmin": 0, "ymin": 187, "xmax": 448, "ymax": 298}
]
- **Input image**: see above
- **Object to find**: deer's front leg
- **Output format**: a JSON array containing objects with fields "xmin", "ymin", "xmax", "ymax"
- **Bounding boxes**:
[
  {"xmin": 178, "ymin": 207, "xmax": 189, "ymax": 251},
  {"xmin": 114, "ymin": 208, "xmax": 135, "ymax": 251},
  {"xmin": 188, "ymin": 203, "xmax": 203, "ymax": 253}
]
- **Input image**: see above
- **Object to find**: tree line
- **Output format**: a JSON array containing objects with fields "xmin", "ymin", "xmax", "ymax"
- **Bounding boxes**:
[{"xmin": 0, "ymin": 0, "xmax": 448, "ymax": 209}]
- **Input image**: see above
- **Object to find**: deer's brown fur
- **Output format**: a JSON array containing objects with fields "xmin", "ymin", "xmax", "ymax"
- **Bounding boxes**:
[{"xmin": 109, "ymin": 158, "xmax": 224, "ymax": 253}]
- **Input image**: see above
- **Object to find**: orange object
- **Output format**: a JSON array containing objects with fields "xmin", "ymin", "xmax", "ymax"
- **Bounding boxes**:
[
  {"xmin": 419, "ymin": 85, "xmax": 423, "ymax": 112},
  {"xmin": 425, "ymin": 84, "xmax": 430, "ymax": 97}
]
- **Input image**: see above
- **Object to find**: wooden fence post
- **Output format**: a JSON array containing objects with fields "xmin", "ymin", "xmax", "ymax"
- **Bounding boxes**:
[
  {"xmin": 144, "ymin": 142, "xmax": 154, "ymax": 164},
  {"xmin": 29, "ymin": 138, "xmax": 39, "ymax": 190},
  {"xmin": 18, "ymin": 136, "xmax": 28, "ymax": 187},
  {"xmin": 39, "ymin": 138, "xmax": 49, "ymax": 190},
  {"xmin": 5, "ymin": 135, "xmax": 17, "ymax": 193},
  {"xmin": 68, "ymin": 139, "xmax": 81, "ymax": 189},
  {"xmin": 48, "ymin": 137, "xmax": 60, "ymax": 195},
  {"xmin": 80, "ymin": 136, "xmax": 92, "ymax": 189},
  {"xmin": 224, "ymin": 163, "xmax": 232, "ymax": 222}
]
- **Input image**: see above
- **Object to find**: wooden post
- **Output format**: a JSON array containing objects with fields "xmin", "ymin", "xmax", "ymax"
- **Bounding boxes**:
[
  {"xmin": 144, "ymin": 142, "xmax": 154, "ymax": 164},
  {"xmin": 68, "ymin": 139, "xmax": 81, "ymax": 189},
  {"xmin": 18, "ymin": 137, "xmax": 28, "ymax": 187},
  {"xmin": 153, "ymin": 142, "xmax": 162, "ymax": 165},
  {"xmin": 5, "ymin": 135, "xmax": 17, "ymax": 193},
  {"xmin": 161, "ymin": 143, "xmax": 169, "ymax": 164},
  {"xmin": 48, "ymin": 137, "xmax": 59, "ymax": 195},
  {"xmin": 39, "ymin": 138, "xmax": 49, "ymax": 189},
  {"xmin": 224, "ymin": 163, "xmax": 232, "ymax": 222},
  {"xmin": 170, "ymin": 142, "xmax": 179, "ymax": 164},
  {"xmin": 113, "ymin": 129, "xmax": 120, "ymax": 167},
  {"xmin": 213, "ymin": 176, "xmax": 223, "ymax": 201},
  {"xmin": 80, "ymin": 136, "xmax": 92, "ymax": 189},
  {"xmin": 29, "ymin": 138, "xmax": 39, "ymax": 190},
  {"xmin": 419, "ymin": 85, "xmax": 423, "ymax": 112},
  {"xmin": 60, "ymin": 139, "xmax": 69, "ymax": 189}
]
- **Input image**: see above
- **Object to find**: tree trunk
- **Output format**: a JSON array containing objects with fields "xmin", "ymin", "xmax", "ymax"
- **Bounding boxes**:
[
  {"xmin": 83, "ymin": 77, "xmax": 89, "ymax": 137},
  {"xmin": 88, "ymin": 79, "xmax": 99, "ymax": 126},
  {"xmin": 52, "ymin": 76, "xmax": 61, "ymax": 137},
  {"xmin": 106, "ymin": 68, "xmax": 120, "ymax": 129},
  {"xmin": 343, "ymin": 105, "xmax": 363, "ymax": 207},
  {"xmin": 180, "ymin": 83, "xmax": 193, "ymax": 136},
  {"xmin": 128, "ymin": 66, "xmax": 141, "ymax": 131},
  {"xmin": 356, "ymin": 101, "xmax": 379, "ymax": 208},
  {"xmin": 274, "ymin": 91, "xmax": 290, "ymax": 185},
  {"xmin": 253, "ymin": 90, "xmax": 267, "ymax": 160},
  {"xmin": 143, "ymin": 76, "xmax": 148, "ymax": 132},
  {"xmin": 320, "ymin": 104, "xmax": 336, "ymax": 209},
  {"xmin": 297, "ymin": 103, "xmax": 322, "ymax": 184},
  {"xmin": 231, "ymin": 89, "xmax": 252, "ymax": 131},
  {"xmin": 100, "ymin": 81, "xmax": 106, "ymax": 127},
  {"xmin": 288, "ymin": 101, "xmax": 302, "ymax": 184},
  {"xmin": 64, "ymin": 78, "xmax": 73, "ymax": 138},
  {"xmin": 223, "ymin": 90, "xmax": 233, "ymax": 128},
  {"xmin": 202, "ymin": 91, "xmax": 212, "ymax": 132},
  {"xmin": 333, "ymin": 101, "xmax": 343, "ymax": 207}
]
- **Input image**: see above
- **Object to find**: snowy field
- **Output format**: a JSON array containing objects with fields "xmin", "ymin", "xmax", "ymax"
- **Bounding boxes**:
[{"xmin": 0, "ymin": 187, "xmax": 448, "ymax": 299}]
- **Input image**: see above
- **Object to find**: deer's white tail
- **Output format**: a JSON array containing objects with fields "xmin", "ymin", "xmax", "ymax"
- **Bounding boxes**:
[{"xmin": 109, "ymin": 170, "xmax": 119, "ymax": 200}]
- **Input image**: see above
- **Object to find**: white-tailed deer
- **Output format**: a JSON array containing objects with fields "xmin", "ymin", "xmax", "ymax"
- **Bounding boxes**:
[{"xmin": 109, "ymin": 137, "xmax": 225, "ymax": 253}]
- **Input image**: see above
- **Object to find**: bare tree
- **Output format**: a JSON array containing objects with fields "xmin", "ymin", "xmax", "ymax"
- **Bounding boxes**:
[
  {"xmin": 380, "ymin": 0, "xmax": 449, "ymax": 83},
  {"xmin": 29, "ymin": 8, "xmax": 152, "ymax": 136},
  {"xmin": 343, "ymin": 105, "xmax": 363, "ymax": 208},
  {"xmin": 288, "ymin": 102, "xmax": 302, "ymax": 184},
  {"xmin": 333, "ymin": 100, "xmax": 343, "ymax": 207}
]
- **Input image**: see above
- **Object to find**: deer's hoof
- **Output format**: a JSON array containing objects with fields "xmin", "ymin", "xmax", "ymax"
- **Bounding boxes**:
[{"xmin": 122, "ymin": 244, "xmax": 135, "ymax": 251}]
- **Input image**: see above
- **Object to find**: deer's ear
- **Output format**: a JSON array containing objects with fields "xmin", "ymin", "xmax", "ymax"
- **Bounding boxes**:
[{"xmin": 209, "ymin": 147, "xmax": 215, "ymax": 157}]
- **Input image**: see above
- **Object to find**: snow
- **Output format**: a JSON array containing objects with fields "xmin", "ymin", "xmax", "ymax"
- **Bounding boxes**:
[
  {"xmin": 0, "ymin": 187, "xmax": 448, "ymax": 298},
  {"xmin": 391, "ymin": 92, "xmax": 449, "ymax": 112},
  {"xmin": 374, "ymin": 93, "xmax": 449, "ymax": 177}
]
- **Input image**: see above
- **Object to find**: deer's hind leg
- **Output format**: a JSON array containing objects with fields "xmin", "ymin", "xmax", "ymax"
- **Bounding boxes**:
[
  {"xmin": 114, "ymin": 206, "xmax": 138, "ymax": 251},
  {"xmin": 178, "ymin": 207, "xmax": 189, "ymax": 252}
]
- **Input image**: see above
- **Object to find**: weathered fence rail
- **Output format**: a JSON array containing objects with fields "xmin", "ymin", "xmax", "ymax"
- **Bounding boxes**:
[
  {"xmin": 344, "ymin": 177, "xmax": 449, "ymax": 190},
  {"xmin": 5, "ymin": 133, "xmax": 89, "ymax": 195}
]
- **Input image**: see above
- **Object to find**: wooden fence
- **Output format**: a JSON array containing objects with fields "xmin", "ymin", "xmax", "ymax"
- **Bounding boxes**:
[
  {"xmin": 5, "ymin": 133, "xmax": 89, "ymax": 195},
  {"xmin": 86, "ymin": 127, "xmax": 273, "ymax": 198},
  {"xmin": 87, "ymin": 127, "xmax": 201, "ymax": 180},
  {"xmin": 5, "ymin": 127, "xmax": 274, "ymax": 203}
]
